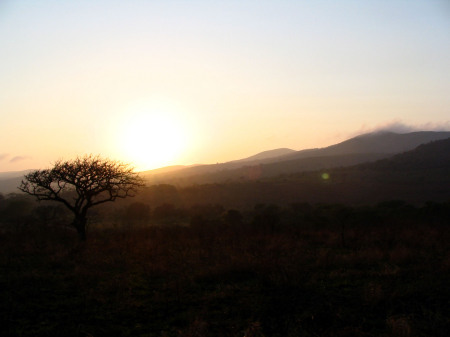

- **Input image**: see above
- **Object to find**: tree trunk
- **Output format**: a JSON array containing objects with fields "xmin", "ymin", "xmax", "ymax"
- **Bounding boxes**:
[{"xmin": 73, "ymin": 216, "xmax": 87, "ymax": 241}]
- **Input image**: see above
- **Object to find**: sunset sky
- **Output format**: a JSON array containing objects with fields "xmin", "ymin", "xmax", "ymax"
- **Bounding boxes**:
[{"xmin": 1, "ymin": 0, "xmax": 449, "ymax": 172}]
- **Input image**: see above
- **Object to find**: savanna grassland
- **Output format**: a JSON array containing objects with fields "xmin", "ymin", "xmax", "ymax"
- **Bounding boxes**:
[{"xmin": 1, "ymin": 202, "xmax": 449, "ymax": 337}]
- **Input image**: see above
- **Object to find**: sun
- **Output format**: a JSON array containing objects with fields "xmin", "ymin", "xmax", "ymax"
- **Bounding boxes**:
[{"xmin": 117, "ymin": 110, "xmax": 187, "ymax": 171}]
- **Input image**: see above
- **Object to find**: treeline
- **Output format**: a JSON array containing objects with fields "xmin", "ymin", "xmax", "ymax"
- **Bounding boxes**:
[{"xmin": 1, "ymin": 191, "xmax": 449, "ymax": 236}]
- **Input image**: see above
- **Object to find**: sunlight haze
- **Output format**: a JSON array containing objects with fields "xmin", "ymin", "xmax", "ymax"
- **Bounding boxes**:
[{"xmin": 1, "ymin": 0, "xmax": 449, "ymax": 172}]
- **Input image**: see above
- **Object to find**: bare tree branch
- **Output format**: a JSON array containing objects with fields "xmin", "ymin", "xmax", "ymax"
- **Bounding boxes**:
[{"xmin": 18, "ymin": 155, "xmax": 145, "ymax": 240}]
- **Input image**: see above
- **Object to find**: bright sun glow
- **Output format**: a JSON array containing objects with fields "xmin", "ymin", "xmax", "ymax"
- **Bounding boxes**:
[{"xmin": 117, "ymin": 110, "xmax": 187, "ymax": 171}]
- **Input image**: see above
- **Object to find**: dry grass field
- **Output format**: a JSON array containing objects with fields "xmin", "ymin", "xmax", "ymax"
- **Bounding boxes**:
[{"xmin": 1, "ymin": 203, "xmax": 449, "ymax": 337}]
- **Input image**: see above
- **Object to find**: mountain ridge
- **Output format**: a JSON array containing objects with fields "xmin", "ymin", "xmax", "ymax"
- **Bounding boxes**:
[
  {"xmin": 232, "ymin": 148, "xmax": 297, "ymax": 162},
  {"xmin": 2, "ymin": 130, "xmax": 450, "ymax": 194},
  {"xmin": 128, "ymin": 137, "xmax": 450, "ymax": 209},
  {"xmin": 142, "ymin": 131, "xmax": 450, "ymax": 184}
]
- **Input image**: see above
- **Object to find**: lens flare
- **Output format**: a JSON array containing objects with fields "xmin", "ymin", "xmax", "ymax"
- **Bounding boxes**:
[{"xmin": 321, "ymin": 172, "xmax": 330, "ymax": 180}]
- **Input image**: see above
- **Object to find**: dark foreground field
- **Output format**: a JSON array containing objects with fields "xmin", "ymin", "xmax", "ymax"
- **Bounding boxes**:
[{"xmin": 1, "ymin": 212, "xmax": 449, "ymax": 337}]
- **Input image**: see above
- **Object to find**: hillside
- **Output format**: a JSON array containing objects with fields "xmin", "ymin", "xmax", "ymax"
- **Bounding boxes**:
[
  {"xmin": 2, "ymin": 131, "xmax": 449, "ymax": 195},
  {"xmin": 143, "ymin": 131, "xmax": 450, "ymax": 186},
  {"xmin": 296, "ymin": 131, "xmax": 450, "ymax": 157},
  {"xmin": 0, "ymin": 177, "xmax": 22, "ymax": 195},
  {"xmin": 0, "ymin": 169, "xmax": 32, "ymax": 180},
  {"xmin": 360, "ymin": 137, "xmax": 450, "ymax": 170},
  {"xmin": 232, "ymin": 148, "xmax": 296, "ymax": 162},
  {"xmin": 133, "ymin": 137, "xmax": 450, "ymax": 208}
]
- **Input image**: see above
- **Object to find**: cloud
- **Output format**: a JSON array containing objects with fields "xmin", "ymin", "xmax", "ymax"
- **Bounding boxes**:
[
  {"xmin": 0, "ymin": 153, "xmax": 9, "ymax": 161},
  {"xmin": 9, "ymin": 156, "xmax": 31, "ymax": 163},
  {"xmin": 356, "ymin": 120, "xmax": 450, "ymax": 136}
]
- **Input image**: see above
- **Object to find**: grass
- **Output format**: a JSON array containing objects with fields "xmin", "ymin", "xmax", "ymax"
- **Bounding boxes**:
[{"xmin": 1, "ymin": 216, "xmax": 449, "ymax": 337}]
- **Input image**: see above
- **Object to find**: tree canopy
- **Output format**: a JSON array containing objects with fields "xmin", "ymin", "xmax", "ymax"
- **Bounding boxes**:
[{"xmin": 19, "ymin": 155, "xmax": 145, "ymax": 240}]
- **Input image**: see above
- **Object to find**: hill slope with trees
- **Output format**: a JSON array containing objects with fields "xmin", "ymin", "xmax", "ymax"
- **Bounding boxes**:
[
  {"xmin": 143, "ymin": 131, "xmax": 450, "ymax": 186},
  {"xmin": 134, "ymin": 136, "xmax": 450, "ymax": 208}
]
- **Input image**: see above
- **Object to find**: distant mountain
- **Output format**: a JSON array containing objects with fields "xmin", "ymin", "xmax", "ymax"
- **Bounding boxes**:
[
  {"xmin": 359, "ymin": 136, "xmax": 450, "ymax": 170},
  {"xmin": 3, "ymin": 131, "xmax": 450, "ymax": 195},
  {"xmin": 175, "ymin": 137, "xmax": 450, "ymax": 207},
  {"xmin": 282, "ymin": 136, "xmax": 450, "ymax": 204},
  {"xmin": 0, "ymin": 169, "xmax": 33, "ymax": 180},
  {"xmin": 141, "ymin": 148, "xmax": 296, "ymax": 178},
  {"xmin": 281, "ymin": 131, "xmax": 450, "ymax": 160},
  {"xmin": 0, "ymin": 170, "xmax": 32, "ymax": 194},
  {"xmin": 130, "ymin": 137, "xmax": 450, "ymax": 209},
  {"xmin": 146, "ymin": 165, "xmax": 188, "ymax": 175},
  {"xmin": 233, "ymin": 148, "xmax": 296, "ymax": 162},
  {"xmin": 144, "ymin": 131, "xmax": 450, "ymax": 185},
  {"xmin": 0, "ymin": 177, "xmax": 23, "ymax": 194}
]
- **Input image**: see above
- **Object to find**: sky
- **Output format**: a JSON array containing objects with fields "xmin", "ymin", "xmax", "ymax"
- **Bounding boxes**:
[{"xmin": 1, "ymin": 0, "xmax": 449, "ymax": 172}]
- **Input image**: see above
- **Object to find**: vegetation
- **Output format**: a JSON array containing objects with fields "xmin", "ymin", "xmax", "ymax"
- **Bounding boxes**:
[
  {"xmin": 1, "ymin": 198, "xmax": 449, "ymax": 336},
  {"xmin": 136, "ymin": 138, "xmax": 450, "ymax": 208},
  {"xmin": 142, "ymin": 134, "xmax": 450, "ymax": 187},
  {"xmin": 0, "ymin": 139, "xmax": 448, "ymax": 336},
  {"xmin": 18, "ymin": 155, "xmax": 144, "ymax": 240}
]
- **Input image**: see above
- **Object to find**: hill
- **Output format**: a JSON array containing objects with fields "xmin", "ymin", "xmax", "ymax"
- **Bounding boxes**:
[
  {"xmin": 2, "ymin": 131, "xmax": 449, "ymax": 195},
  {"xmin": 143, "ymin": 131, "xmax": 450, "ymax": 185},
  {"xmin": 294, "ymin": 130, "xmax": 450, "ymax": 157},
  {"xmin": 0, "ymin": 169, "xmax": 33, "ymax": 180},
  {"xmin": 133, "ymin": 136, "xmax": 450, "ymax": 208},
  {"xmin": 360, "ymin": 137, "xmax": 450, "ymax": 170},
  {"xmin": 232, "ymin": 148, "xmax": 296, "ymax": 162},
  {"xmin": 0, "ymin": 170, "xmax": 33, "ymax": 195}
]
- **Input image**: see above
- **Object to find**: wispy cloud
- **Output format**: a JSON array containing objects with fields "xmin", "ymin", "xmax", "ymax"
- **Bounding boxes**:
[
  {"xmin": 9, "ymin": 156, "xmax": 31, "ymax": 163},
  {"xmin": 0, "ymin": 153, "xmax": 9, "ymax": 161},
  {"xmin": 356, "ymin": 120, "xmax": 450, "ymax": 136}
]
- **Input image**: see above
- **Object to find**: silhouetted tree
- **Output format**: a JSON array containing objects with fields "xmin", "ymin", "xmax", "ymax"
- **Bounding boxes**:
[{"xmin": 19, "ymin": 155, "xmax": 145, "ymax": 240}]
